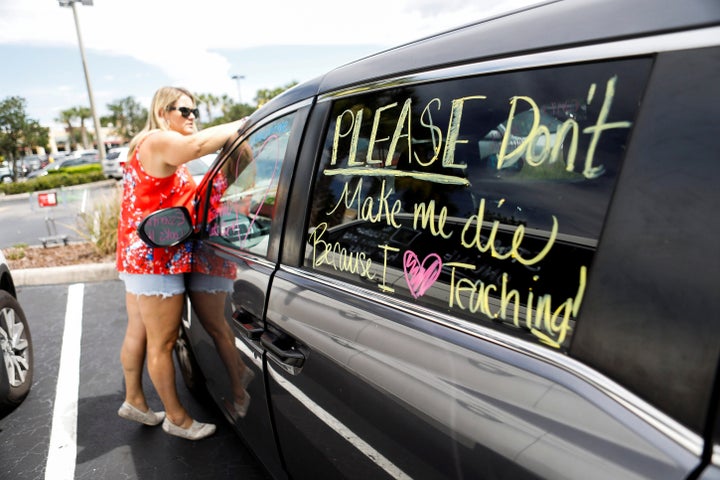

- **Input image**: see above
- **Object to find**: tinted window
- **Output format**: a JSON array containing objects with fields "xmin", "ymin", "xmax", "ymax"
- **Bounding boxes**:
[
  {"xmin": 304, "ymin": 59, "xmax": 652, "ymax": 351},
  {"xmin": 205, "ymin": 114, "xmax": 295, "ymax": 256}
]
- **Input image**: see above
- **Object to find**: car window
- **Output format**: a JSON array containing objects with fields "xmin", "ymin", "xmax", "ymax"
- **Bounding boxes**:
[
  {"xmin": 304, "ymin": 58, "xmax": 652, "ymax": 351},
  {"xmin": 186, "ymin": 155, "xmax": 213, "ymax": 176},
  {"xmin": 205, "ymin": 114, "xmax": 295, "ymax": 256}
]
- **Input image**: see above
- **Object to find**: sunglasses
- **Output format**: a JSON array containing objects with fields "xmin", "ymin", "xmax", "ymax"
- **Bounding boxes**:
[{"xmin": 167, "ymin": 106, "xmax": 199, "ymax": 118}]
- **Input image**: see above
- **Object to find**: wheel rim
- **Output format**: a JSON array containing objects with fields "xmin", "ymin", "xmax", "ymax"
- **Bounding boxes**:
[
  {"xmin": 175, "ymin": 336, "xmax": 192, "ymax": 375},
  {"xmin": 175, "ymin": 332, "xmax": 201, "ymax": 389},
  {"xmin": 0, "ymin": 307, "xmax": 30, "ymax": 387}
]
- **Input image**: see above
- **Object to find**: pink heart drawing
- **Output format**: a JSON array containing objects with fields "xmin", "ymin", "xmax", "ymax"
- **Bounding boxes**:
[{"xmin": 403, "ymin": 251, "xmax": 443, "ymax": 299}]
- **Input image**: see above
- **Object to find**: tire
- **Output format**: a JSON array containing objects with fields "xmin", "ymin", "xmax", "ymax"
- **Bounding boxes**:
[
  {"xmin": 174, "ymin": 325, "xmax": 210, "ymax": 402},
  {"xmin": 0, "ymin": 291, "xmax": 33, "ymax": 417}
]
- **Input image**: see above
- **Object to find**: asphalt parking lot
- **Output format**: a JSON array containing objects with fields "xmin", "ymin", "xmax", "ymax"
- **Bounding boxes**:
[{"xmin": 0, "ymin": 276, "xmax": 270, "ymax": 480}]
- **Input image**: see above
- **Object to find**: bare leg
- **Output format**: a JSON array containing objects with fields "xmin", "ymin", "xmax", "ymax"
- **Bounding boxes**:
[
  {"xmin": 136, "ymin": 293, "xmax": 192, "ymax": 428},
  {"xmin": 188, "ymin": 291, "xmax": 250, "ymax": 403},
  {"xmin": 120, "ymin": 292, "xmax": 150, "ymax": 410}
]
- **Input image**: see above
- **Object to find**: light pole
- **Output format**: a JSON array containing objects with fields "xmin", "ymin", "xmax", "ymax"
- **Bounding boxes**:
[
  {"xmin": 231, "ymin": 74, "xmax": 245, "ymax": 104},
  {"xmin": 58, "ymin": 0, "xmax": 106, "ymax": 162}
]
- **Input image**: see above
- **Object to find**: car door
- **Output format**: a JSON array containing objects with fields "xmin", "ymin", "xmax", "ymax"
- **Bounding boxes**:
[
  {"xmin": 186, "ymin": 106, "xmax": 308, "ymax": 480},
  {"xmin": 261, "ymin": 55, "xmax": 709, "ymax": 479}
]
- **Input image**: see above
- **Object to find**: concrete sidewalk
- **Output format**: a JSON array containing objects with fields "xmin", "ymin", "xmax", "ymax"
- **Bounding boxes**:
[{"xmin": 13, "ymin": 262, "xmax": 118, "ymax": 286}]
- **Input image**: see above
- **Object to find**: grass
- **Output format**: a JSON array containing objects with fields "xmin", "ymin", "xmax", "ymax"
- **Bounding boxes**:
[
  {"xmin": 4, "ymin": 243, "xmax": 28, "ymax": 260},
  {"xmin": 74, "ymin": 190, "xmax": 120, "ymax": 257}
]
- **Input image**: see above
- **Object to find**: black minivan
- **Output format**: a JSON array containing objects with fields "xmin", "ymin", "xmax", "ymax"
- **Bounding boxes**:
[{"xmin": 141, "ymin": 0, "xmax": 720, "ymax": 477}]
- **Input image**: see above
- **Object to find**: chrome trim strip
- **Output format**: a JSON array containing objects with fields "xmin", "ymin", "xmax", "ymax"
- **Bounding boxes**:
[
  {"xmin": 278, "ymin": 264, "xmax": 704, "ymax": 456},
  {"xmin": 252, "ymin": 97, "xmax": 313, "ymax": 125},
  {"xmin": 209, "ymin": 242, "xmax": 276, "ymax": 270},
  {"xmin": 235, "ymin": 318, "xmax": 411, "ymax": 477},
  {"xmin": 265, "ymin": 360, "xmax": 412, "ymax": 479},
  {"xmin": 319, "ymin": 26, "xmax": 720, "ymax": 101}
]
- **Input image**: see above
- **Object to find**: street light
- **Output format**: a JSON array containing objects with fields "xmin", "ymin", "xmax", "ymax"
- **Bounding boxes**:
[
  {"xmin": 58, "ymin": 0, "xmax": 106, "ymax": 162},
  {"xmin": 231, "ymin": 74, "xmax": 245, "ymax": 103}
]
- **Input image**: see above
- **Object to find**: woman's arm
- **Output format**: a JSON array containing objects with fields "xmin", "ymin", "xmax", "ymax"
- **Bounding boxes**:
[{"xmin": 142, "ymin": 117, "xmax": 248, "ymax": 177}]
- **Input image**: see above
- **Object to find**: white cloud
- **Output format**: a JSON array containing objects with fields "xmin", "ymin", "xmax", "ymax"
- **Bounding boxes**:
[
  {"xmin": 0, "ymin": 0, "xmax": 542, "ymax": 126},
  {"xmin": 1, "ymin": 0, "xmax": 541, "ymax": 77}
]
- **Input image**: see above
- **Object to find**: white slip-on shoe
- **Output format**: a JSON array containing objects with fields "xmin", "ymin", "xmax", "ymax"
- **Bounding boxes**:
[
  {"xmin": 162, "ymin": 418, "xmax": 216, "ymax": 440},
  {"xmin": 241, "ymin": 368, "xmax": 256, "ymax": 389},
  {"xmin": 224, "ymin": 392, "xmax": 251, "ymax": 422},
  {"xmin": 117, "ymin": 402, "xmax": 165, "ymax": 426}
]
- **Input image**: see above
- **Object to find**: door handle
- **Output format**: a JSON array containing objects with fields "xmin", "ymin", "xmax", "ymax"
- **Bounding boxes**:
[
  {"xmin": 232, "ymin": 308, "xmax": 263, "ymax": 340},
  {"xmin": 261, "ymin": 331, "xmax": 305, "ymax": 367}
]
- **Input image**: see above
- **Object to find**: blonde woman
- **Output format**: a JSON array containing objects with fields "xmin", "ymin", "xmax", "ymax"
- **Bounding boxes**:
[{"xmin": 116, "ymin": 86, "xmax": 246, "ymax": 440}]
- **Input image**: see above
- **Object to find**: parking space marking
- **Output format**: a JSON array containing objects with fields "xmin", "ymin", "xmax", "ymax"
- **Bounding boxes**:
[{"xmin": 45, "ymin": 283, "xmax": 84, "ymax": 480}]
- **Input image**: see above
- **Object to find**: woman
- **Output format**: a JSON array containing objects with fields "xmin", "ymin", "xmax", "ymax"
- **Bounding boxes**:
[{"xmin": 116, "ymin": 86, "xmax": 247, "ymax": 440}]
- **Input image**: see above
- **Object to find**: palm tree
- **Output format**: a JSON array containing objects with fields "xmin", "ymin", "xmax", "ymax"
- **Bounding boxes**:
[
  {"xmin": 255, "ymin": 82, "xmax": 298, "ymax": 108},
  {"xmin": 219, "ymin": 94, "xmax": 235, "ymax": 116},
  {"xmin": 104, "ymin": 96, "xmax": 147, "ymax": 142},
  {"xmin": 75, "ymin": 106, "xmax": 91, "ymax": 149},
  {"xmin": 195, "ymin": 92, "xmax": 219, "ymax": 123},
  {"xmin": 56, "ymin": 108, "xmax": 77, "ymax": 151}
]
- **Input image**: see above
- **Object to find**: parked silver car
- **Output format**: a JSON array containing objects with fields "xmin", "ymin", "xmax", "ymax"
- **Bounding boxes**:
[
  {"xmin": 0, "ymin": 165, "xmax": 12, "ymax": 183},
  {"xmin": 102, "ymin": 146, "xmax": 129, "ymax": 180},
  {"xmin": 26, "ymin": 154, "xmax": 100, "ymax": 179},
  {"xmin": 0, "ymin": 250, "xmax": 33, "ymax": 418}
]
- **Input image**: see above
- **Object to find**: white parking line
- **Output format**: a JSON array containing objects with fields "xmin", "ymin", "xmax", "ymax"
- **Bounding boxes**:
[{"xmin": 45, "ymin": 283, "xmax": 84, "ymax": 480}]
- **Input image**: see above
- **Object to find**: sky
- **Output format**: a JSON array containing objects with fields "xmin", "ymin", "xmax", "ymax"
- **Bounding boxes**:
[{"xmin": 0, "ymin": 0, "xmax": 542, "ymax": 130}]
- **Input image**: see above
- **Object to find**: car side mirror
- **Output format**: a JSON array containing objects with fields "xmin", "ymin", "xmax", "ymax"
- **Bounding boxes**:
[{"xmin": 137, "ymin": 207, "xmax": 193, "ymax": 248}]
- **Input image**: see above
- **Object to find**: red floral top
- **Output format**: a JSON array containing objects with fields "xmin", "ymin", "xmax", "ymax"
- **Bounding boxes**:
[
  {"xmin": 116, "ymin": 136, "xmax": 197, "ymax": 274},
  {"xmin": 191, "ymin": 171, "xmax": 236, "ymax": 279}
]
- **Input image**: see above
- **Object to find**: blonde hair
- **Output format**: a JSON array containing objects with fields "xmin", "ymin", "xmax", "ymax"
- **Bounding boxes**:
[{"xmin": 128, "ymin": 86, "xmax": 198, "ymax": 154}]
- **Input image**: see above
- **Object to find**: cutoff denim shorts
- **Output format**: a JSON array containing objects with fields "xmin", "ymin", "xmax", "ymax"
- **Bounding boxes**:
[{"xmin": 119, "ymin": 272, "xmax": 233, "ymax": 298}]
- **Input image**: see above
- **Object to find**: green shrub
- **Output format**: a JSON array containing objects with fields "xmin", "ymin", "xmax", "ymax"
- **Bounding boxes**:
[
  {"xmin": 0, "ymin": 166, "xmax": 106, "ymax": 195},
  {"xmin": 50, "ymin": 164, "xmax": 102, "ymax": 176}
]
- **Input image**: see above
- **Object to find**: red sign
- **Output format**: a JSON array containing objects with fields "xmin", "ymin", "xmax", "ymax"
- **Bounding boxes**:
[{"xmin": 38, "ymin": 192, "xmax": 58, "ymax": 207}]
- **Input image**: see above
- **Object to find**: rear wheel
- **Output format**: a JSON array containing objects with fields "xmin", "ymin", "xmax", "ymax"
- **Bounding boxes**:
[
  {"xmin": 0, "ymin": 291, "xmax": 33, "ymax": 416},
  {"xmin": 174, "ymin": 325, "xmax": 210, "ymax": 402}
]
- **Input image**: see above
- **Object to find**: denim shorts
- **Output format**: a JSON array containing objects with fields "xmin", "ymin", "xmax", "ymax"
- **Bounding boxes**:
[
  {"xmin": 187, "ymin": 272, "xmax": 233, "ymax": 294},
  {"xmin": 119, "ymin": 272, "xmax": 185, "ymax": 298},
  {"xmin": 119, "ymin": 272, "xmax": 233, "ymax": 298}
]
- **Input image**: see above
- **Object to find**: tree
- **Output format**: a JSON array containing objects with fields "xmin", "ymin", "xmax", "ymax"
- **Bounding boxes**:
[
  {"xmin": 57, "ymin": 106, "xmax": 93, "ymax": 150},
  {"xmin": 204, "ymin": 103, "xmax": 255, "ymax": 127},
  {"xmin": 195, "ymin": 92, "xmax": 219, "ymax": 123},
  {"xmin": 57, "ymin": 108, "xmax": 78, "ymax": 150},
  {"xmin": 75, "ymin": 106, "xmax": 91, "ymax": 149},
  {"xmin": 0, "ymin": 96, "xmax": 49, "ymax": 177},
  {"xmin": 255, "ymin": 82, "xmax": 298, "ymax": 108},
  {"xmin": 203, "ymin": 83, "xmax": 298, "ymax": 127},
  {"xmin": 23, "ymin": 119, "xmax": 48, "ymax": 152},
  {"xmin": 219, "ymin": 94, "xmax": 234, "ymax": 116},
  {"xmin": 102, "ymin": 96, "xmax": 147, "ymax": 142}
]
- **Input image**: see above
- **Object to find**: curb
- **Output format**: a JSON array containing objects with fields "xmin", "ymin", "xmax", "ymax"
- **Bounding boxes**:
[{"xmin": 13, "ymin": 262, "xmax": 118, "ymax": 287}]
